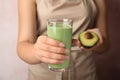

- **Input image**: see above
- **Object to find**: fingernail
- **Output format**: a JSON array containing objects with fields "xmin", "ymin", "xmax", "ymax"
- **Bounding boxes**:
[
  {"xmin": 60, "ymin": 61, "xmax": 64, "ymax": 63},
  {"xmin": 64, "ymin": 56, "xmax": 69, "ymax": 59},
  {"xmin": 65, "ymin": 49, "xmax": 69, "ymax": 53},
  {"xmin": 59, "ymin": 43, "xmax": 64, "ymax": 47}
]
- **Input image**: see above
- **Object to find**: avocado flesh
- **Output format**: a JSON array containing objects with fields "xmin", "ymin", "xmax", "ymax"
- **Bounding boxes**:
[{"xmin": 79, "ymin": 31, "xmax": 99, "ymax": 48}]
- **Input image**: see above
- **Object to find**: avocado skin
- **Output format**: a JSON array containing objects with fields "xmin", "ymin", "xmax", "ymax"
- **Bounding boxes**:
[{"xmin": 79, "ymin": 31, "xmax": 99, "ymax": 48}]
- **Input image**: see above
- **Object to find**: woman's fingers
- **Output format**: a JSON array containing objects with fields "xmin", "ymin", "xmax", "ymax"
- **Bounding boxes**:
[
  {"xmin": 38, "ymin": 50, "xmax": 68, "ymax": 60},
  {"xmin": 40, "ymin": 57, "xmax": 64, "ymax": 64},
  {"xmin": 72, "ymin": 39, "xmax": 80, "ymax": 46},
  {"xmin": 34, "ymin": 48, "xmax": 68, "ymax": 64},
  {"xmin": 34, "ymin": 35, "xmax": 69, "ymax": 64},
  {"xmin": 36, "ymin": 35, "xmax": 69, "ymax": 54},
  {"xmin": 38, "ymin": 42, "xmax": 69, "ymax": 54},
  {"xmin": 38, "ymin": 36, "xmax": 65, "ymax": 47}
]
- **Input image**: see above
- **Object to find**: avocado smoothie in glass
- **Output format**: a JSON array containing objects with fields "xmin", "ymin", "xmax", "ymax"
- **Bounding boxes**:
[{"xmin": 47, "ymin": 19, "xmax": 72, "ymax": 71}]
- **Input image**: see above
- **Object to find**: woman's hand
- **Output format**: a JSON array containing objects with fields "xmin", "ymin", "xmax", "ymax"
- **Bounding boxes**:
[
  {"xmin": 72, "ymin": 28, "xmax": 103, "ymax": 52},
  {"xmin": 83, "ymin": 28, "xmax": 103, "ymax": 51},
  {"xmin": 34, "ymin": 35, "xmax": 69, "ymax": 64}
]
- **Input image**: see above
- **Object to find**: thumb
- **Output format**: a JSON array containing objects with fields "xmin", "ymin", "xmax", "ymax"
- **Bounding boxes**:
[{"xmin": 72, "ymin": 39, "xmax": 80, "ymax": 46}]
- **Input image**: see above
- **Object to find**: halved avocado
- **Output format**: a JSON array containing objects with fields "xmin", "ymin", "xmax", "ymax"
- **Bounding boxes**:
[{"xmin": 79, "ymin": 31, "xmax": 99, "ymax": 48}]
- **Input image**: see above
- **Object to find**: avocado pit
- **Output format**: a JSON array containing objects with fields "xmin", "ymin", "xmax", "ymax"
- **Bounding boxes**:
[{"xmin": 85, "ymin": 32, "xmax": 93, "ymax": 39}]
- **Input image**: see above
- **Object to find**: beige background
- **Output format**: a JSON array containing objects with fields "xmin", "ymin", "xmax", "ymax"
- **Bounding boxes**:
[{"xmin": 0, "ymin": 0, "xmax": 28, "ymax": 80}]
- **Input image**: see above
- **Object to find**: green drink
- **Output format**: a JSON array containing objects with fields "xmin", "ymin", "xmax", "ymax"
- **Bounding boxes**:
[{"xmin": 47, "ymin": 19, "xmax": 72, "ymax": 71}]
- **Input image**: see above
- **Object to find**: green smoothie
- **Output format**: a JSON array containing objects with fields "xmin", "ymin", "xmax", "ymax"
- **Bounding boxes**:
[{"xmin": 47, "ymin": 22, "xmax": 72, "ymax": 69}]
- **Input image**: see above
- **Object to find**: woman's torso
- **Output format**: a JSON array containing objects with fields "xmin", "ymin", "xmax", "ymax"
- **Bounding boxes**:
[{"xmin": 28, "ymin": 0, "xmax": 98, "ymax": 80}]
